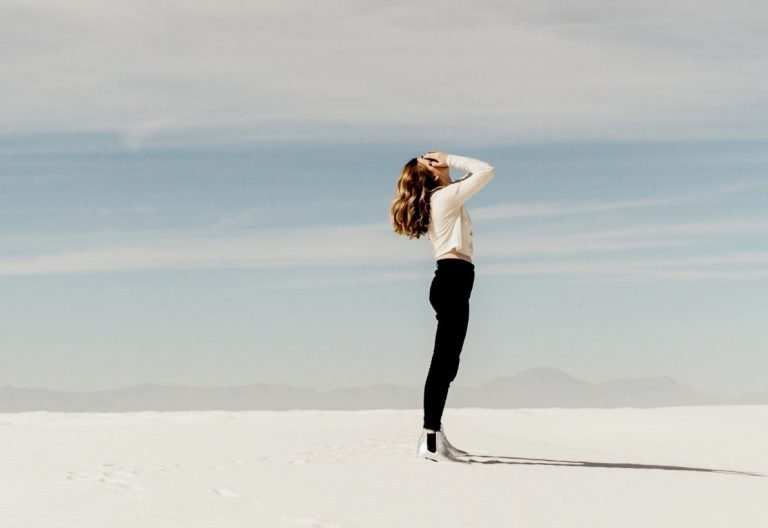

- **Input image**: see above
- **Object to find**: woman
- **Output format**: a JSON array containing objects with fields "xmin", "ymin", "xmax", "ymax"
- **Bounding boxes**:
[{"xmin": 389, "ymin": 150, "xmax": 495, "ymax": 462}]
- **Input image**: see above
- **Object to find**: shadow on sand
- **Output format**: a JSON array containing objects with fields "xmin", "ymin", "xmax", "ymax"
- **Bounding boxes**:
[{"xmin": 452, "ymin": 452, "xmax": 765, "ymax": 477}]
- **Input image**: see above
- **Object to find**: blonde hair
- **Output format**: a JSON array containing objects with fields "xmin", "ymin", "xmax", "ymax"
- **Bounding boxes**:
[{"xmin": 389, "ymin": 157, "xmax": 442, "ymax": 239}]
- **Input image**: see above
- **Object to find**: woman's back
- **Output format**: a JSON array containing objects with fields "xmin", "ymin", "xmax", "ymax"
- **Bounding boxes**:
[{"xmin": 427, "ymin": 154, "xmax": 495, "ymax": 261}]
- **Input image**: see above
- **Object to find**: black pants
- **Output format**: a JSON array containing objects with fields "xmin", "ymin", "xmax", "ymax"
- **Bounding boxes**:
[{"xmin": 423, "ymin": 258, "xmax": 475, "ymax": 431}]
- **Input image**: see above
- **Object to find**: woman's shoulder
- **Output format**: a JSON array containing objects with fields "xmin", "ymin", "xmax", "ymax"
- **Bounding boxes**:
[
  {"xmin": 430, "ymin": 183, "xmax": 459, "ymax": 203},
  {"xmin": 430, "ymin": 187, "xmax": 462, "ymax": 216},
  {"xmin": 429, "ymin": 186, "xmax": 447, "ymax": 203}
]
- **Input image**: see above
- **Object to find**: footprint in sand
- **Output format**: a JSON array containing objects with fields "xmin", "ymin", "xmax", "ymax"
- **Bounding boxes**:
[
  {"xmin": 212, "ymin": 488, "xmax": 241, "ymax": 498},
  {"xmin": 211, "ymin": 458, "xmax": 249, "ymax": 470},
  {"xmin": 289, "ymin": 450, "xmax": 318, "ymax": 464},
  {"xmin": 284, "ymin": 516, "xmax": 343, "ymax": 528},
  {"xmin": 66, "ymin": 463, "xmax": 145, "ymax": 492}
]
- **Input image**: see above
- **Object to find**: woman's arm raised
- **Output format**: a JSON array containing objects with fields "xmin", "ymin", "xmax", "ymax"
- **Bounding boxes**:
[{"xmin": 444, "ymin": 154, "xmax": 495, "ymax": 204}]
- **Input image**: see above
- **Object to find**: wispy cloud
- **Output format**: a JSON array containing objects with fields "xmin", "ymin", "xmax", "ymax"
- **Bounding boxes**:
[
  {"xmin": 572, "ymin": 216, "xmax": 768, "ymax": 242},
  {"xmin": 483, "ymin": 254, "xmax": 768, "ymax": 281},
  {"xmin": 473, "ymin": 180, "xmax": 768, "ymax": 220},
  {"xmin": 2, "ymin": 214, "xmax": 768, "ymax": 280},
  {"xmin": 0, "ymin": 224, "xmax": 405, "ymax": 275},
  {"xmin": 0, "ymin": 204, "xmax": 159, "ymax": 217},
  {"xmin": 2, "ymin": 178, "xmax": 766, "ymax": 280},
  {"xmin": 3, "ymin": 1, "xmax": 768, "ymax": 145},
  {"xmin": 120, "ymin": 116, "xmax": 185, "ymax": 152}
]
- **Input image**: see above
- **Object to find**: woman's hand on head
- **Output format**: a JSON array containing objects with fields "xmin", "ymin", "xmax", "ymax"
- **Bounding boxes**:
[{"xmin": 420, "ymin": 151, "xmax": 448, "ymax": 168}]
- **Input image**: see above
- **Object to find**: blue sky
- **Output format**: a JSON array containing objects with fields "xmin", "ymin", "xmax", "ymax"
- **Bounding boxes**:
[{"xmin": 1, "ymin": 1, "xmax": 767, "ymax": 397}]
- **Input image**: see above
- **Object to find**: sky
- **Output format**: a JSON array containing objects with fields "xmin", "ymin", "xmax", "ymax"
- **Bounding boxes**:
[{"xmin": 1, "ymin": 1, "xmax": 767, "ymax": 398}]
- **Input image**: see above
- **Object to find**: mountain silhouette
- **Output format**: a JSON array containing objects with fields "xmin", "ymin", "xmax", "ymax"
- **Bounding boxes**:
[{"xmin": 0, "ymin": 367, "xmax": 749, "ymax": 412}]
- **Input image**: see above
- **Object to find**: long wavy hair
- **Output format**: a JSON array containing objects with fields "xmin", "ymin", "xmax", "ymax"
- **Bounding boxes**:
[{"xmin": 389, "ymin": 157, "xmax": 443, "ymax": 239}]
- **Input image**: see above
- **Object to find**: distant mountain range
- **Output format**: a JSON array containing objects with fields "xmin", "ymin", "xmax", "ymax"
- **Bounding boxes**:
[{"xmin": 0, "ymin": 367, "xmax": 765, "ymax": 412}]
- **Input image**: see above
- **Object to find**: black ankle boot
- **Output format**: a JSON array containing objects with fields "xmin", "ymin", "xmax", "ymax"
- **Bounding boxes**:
[{"xmin": 426, "ymin": 432, "xmax": 437, "ymax": 453}]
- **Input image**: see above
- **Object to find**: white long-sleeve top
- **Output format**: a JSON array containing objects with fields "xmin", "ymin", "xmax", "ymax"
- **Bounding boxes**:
[{"xmin": 427, "ymin": 154, "xmax": 495, "ymax": 260}]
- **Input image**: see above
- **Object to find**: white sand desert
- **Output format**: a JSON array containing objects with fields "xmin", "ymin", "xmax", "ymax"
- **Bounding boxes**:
[{"xmin": 2, "ymin": 406, "xmax": 767, "ymax": 527}]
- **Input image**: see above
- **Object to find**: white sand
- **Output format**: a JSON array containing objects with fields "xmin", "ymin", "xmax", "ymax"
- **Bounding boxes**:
[{"xmin": 1, "ymin": 406, "xmax": 767, "ymax": 527}]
